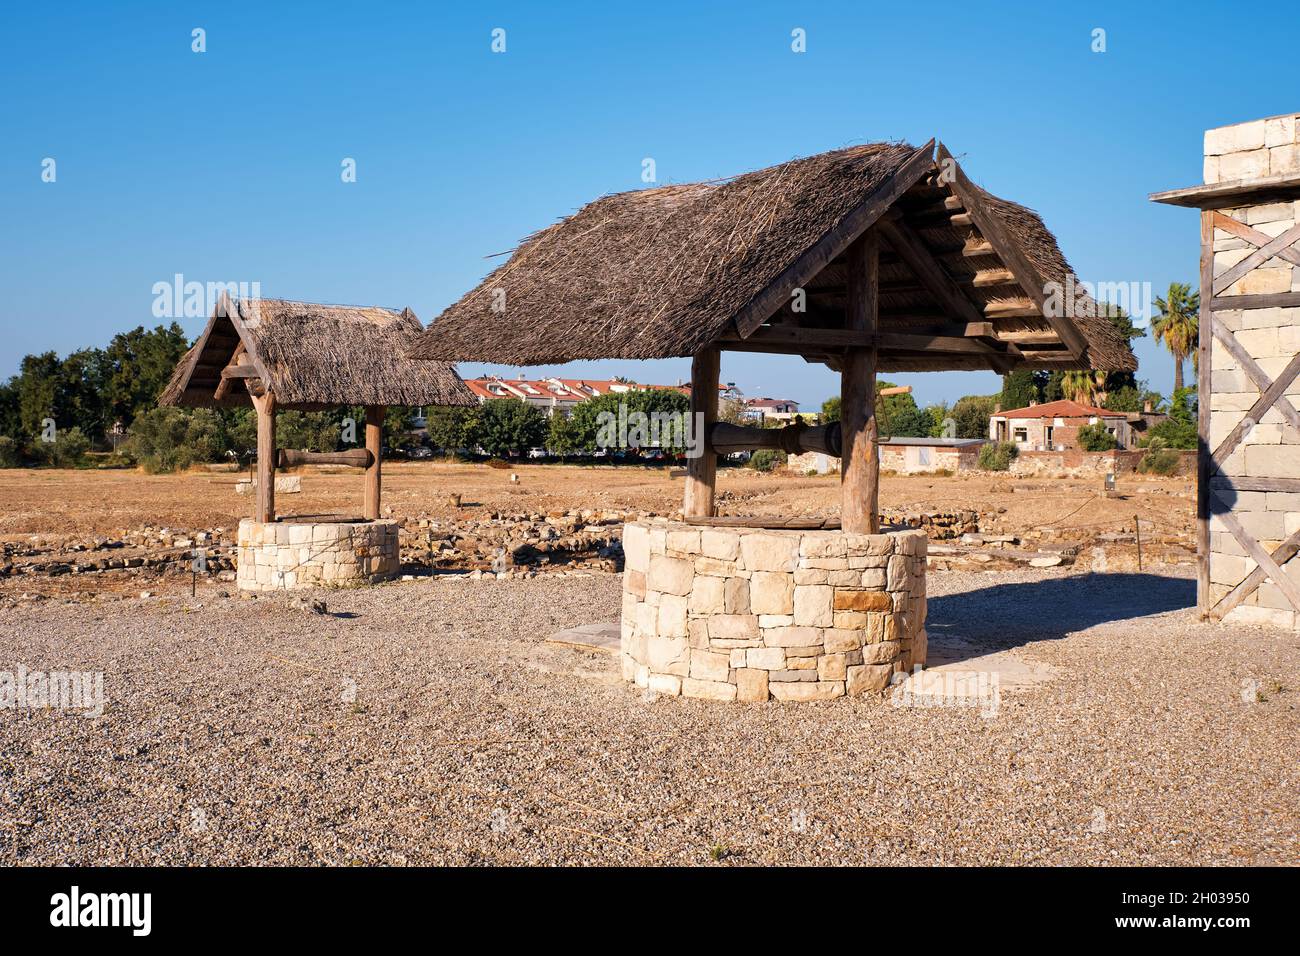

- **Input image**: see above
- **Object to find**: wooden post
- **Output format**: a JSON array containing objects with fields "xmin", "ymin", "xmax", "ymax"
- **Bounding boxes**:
[
  {"xmin": 841, "ymin": 229, "xmax": 880, "ymax": 534},
  {"xmin": 683, "ymin": 347, "xmax": 720, "ymax": 518},
  {"xmin": 365, "ymin": 405, "xmax": 383, "ymax": 520},
  {"xmin": 1197, "ymin": 210, "xmax": 1213, "ymax": 617},
  {"xmin": 251, "ymin": 390, "xmax": 276, "ymax": 524}
]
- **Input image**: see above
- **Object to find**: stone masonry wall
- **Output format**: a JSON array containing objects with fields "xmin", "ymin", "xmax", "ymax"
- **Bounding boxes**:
[
  {"xmin": 236, "ymin": 519, "xmax": 400, "ymax": 591},
  {"xmin": 620, "ymin": 520, "xmax": 927, "ymax": 703},
  {"xmin": 1205, "ymin": 114, "xmax": 1300, "ymax": 628}
]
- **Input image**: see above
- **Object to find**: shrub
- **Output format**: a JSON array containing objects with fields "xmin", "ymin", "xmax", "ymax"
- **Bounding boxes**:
[
  {"xmin": 0, "ymin": 436, "xmax": 19, "ymax": 467},
  {"xmin": 484, "ymin": 457, "xmax": 511, "ymax": 469},
  {"xmin": 748, "ymin": 449, "xmax": 784, "ymax": 472},
  {"xmin": 1077, "ymin": 421, "xmax": 1118, "ymax": 452},
  {"xmin": 34, "ymin": 426, "xmax": 90, "ymax": 468},
  {"xmin": 125, "ymin": 406, "xmax": 226, "ymax": 473},
  {"xmin": 977, "ymin": 441, "xmax": 1018, "ymax": 472},
  {"xmin": 1138, "ymin": 438, "xmax": 1181, "ymax": 476}
]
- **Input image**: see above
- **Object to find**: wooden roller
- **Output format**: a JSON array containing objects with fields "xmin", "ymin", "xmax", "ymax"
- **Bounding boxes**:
[
  {"xmin": 277, "ymin": 448, "xmax": 374, "ymax": 468},
  {"xmin": 708, "ymin": 421, "xmax": 842, "ymax": 458}
]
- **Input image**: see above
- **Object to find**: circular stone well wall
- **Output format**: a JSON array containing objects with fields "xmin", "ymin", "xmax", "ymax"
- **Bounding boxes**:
[
  {"xmin": 620, "ymin": 520, "xmax": 927, "ymax": 702},
  {"xmin": 236, "ymin": 518, "xmax": 400, "ymax": 591}
]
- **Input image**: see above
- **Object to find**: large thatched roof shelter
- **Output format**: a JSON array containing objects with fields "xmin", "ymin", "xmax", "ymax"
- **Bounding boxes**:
[
  {"xmin": 410, "ymin": 139, "xmax": 1136, "ymax": 532},
  {"xmin": 408, "ymin": 140, "xmax": 1135, "ymax": 374},
  {"xmin": 163, "ymin": 295, "xmax": 474, "ymax": 524}
]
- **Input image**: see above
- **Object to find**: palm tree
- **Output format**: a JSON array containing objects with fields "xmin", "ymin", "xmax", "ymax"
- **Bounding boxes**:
[
  {"xmin": 1152, "ymin": 282, "xmax": 1200, "ymax": 393},
  {"xmin": 1060, "ymin": 370, "xmax": 1103, "ymax": 405}
]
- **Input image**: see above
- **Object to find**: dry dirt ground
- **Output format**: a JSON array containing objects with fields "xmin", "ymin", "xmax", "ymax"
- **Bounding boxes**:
[{"xmin": 3, "ymin": 464, "xmax": 1292, "ymax": 866}]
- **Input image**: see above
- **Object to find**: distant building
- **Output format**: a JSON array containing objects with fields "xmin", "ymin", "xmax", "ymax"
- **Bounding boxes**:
[
  {"xmin": 790, "ymin": 437, "xmax": 986, "ymax": 475},
  {"xmin": 464, "ymin": 376, "xmax": 726, "ymax": 417},
  {"xmin": 989, "ymin": 399, "xmax": 1135, "ymax": 450},
  {"xmin": 744, "ymin": 397, "xmax": 800, "ymax": 423}
]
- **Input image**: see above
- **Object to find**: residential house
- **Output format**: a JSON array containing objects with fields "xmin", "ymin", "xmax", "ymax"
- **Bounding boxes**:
[{"xmin": 989, "ymin": 399, "xmax": 1134, "ymax": 450}]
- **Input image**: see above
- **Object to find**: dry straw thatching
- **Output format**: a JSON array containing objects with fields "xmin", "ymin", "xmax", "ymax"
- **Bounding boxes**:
[
  {"xmin": 161, "ymin": 298, "xmax": 475, "ymax": 410},
  {"xmin": 408, "ymin": 141, "xmax": 1135, "ymax": 373}
]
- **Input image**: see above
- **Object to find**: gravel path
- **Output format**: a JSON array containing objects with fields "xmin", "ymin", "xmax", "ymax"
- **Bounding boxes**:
[{"xmin": 0, "ymin": 568, "xmax": 1295, "ymax": 865}]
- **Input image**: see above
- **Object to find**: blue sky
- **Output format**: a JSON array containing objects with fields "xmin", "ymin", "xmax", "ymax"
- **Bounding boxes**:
[{"xmin": 0, "ymin": 1, "xmax": 1291, "ymax": 410}]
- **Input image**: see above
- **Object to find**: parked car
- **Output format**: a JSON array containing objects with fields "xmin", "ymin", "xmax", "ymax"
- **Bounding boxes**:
[{"xmin": 527, "ymin": 447, "xmax": 547, "ymax": 459}]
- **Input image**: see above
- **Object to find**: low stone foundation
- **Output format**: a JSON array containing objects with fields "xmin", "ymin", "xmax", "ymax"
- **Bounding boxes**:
[
  {"xmin": 236, "ymin": 518, "xmax": 400, "ymax": 591},
  {"xmin": 620, "ymin": 520, "xmax": 927, "ymax": 702}
]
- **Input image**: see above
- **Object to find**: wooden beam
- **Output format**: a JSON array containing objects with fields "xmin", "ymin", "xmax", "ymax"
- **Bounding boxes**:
[
  {"xmin": 937, "ymin": 143, "xmax": 1090, "ymax": 360},
  {"xmin": 364, "ymin": 406, "xmax": 383, "ymax": 520},
  {"xmin": 1210, "ymin": 320, "xmax": 1300, "ymax": 435},
  {"xmin": 684, "ymin": 347, "xmax": 720, "ymax": 518},
  {"xmin": 278, "ymin": 448, "xmax": 374, "ymax": 468},
  {"xmin": 1197, "ymin": 211, "xmax": 1213, "ymax": 618},
  {"xmin": 1210, "ymin": 291, "xmax": 1300, "ymax": 311},
  {"xmin": 1210, "ymin": 212, "xmax": 1300, "ymax": 268},
  {"xmin": 972, "ymin": 268, "xmax": 1017, "ymax": 287},
  {"xmin": 875, "ymin": 217, "xmax": 985, "ymax": 326},
  {"xmin": 1211, "ymin": 497, "xmax": 1300, "ymax": 613},
  {"xmin": 1212, "ymin": 221, "xmax": 1300, "ymax": 296},
  {"xmin": 841, "ymin": 230, "xmax": 879, "ymax": 534},
  {"xmin": 983, "ymin": 298, "xmax": 1040, "ymax": 318},
  {"xmin": 961, "ymin": 238, "xmax": 994, "ymax": 257},
  {"xmin": 732, "ymin": 141, "xmax": 935, "ymax": 337},
  {"xmin": 1209, "ymin": 525, "xmax": 1300, "ymax": 621},
  {"xmin": 1211, "ymin": 476, "xmax": 1300, "ymax": 493},
  {"xmin": 251, "ymin": 390, "xmax": 276, "ymax": 524},
  {"xmin": 1210, "ymin": 350, "xmax": 1300, "ymax": 470}
]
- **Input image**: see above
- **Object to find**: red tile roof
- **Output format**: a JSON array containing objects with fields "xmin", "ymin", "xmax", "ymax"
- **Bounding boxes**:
[{"xmin": 995, "ymin": 399, "xmax": 1117, "ymax": 419}]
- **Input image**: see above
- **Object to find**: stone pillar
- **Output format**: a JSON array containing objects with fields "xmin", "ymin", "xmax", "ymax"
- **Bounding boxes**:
[{"xmin": 1188, "ymin": 115, "xmax": 1300, "ymax": 628}]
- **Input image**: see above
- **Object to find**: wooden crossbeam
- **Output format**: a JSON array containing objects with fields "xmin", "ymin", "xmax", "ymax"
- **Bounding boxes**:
[
  {"xmin": 1212, "ymin": 221, "xmax": 1300, "ymax": 295},
  {"xmin": 1209, "ymin": 524, "xmax": 1300, "ymax": 621},
  {"xmin": 1211, "ymin": 212, "xmax": 1300, "ymax": 268},
  {"xmin": 1210, "ymin": 494, "xmax": 1300, "ymax": 613},
  {"xmin": 1210, "ymin": 291, "xmax": 1300, "ymax": 311},
  {"xmin": 1211, "ymin": 351, "xmax": 1300, "ymax": 469},
  {"xmin": 1211, "ymin": 476, "xmax": 1300, "ymax": 493},
  {"xmin": 1210, "ymin": 319, "xmax": 1300, "ymax": 436}
]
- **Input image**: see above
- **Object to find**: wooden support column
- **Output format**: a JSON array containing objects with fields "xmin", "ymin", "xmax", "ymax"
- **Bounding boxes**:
[
  {"xmin": 841, "ymin": 229, "xmax": 880, "ymax": 534},
  {"xmin": 251, "ymin": 390, "xmax": 277, "ymax": 524},
  {"xmin": 365, "ymin": 405, "xmax": 384, "ymax": 520},
  {"xmin": 1196, "ymin": 210, "xmax": 1213, "ymax": 617},
  {"xmin": 683, "ymin": 346, "xmax": 720, "ymax": 518}
]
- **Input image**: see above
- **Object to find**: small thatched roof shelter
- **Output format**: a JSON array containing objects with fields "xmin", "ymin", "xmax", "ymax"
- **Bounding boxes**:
[
  {"xmin": 408, "ymin": 140, "xmax": 1135, "ymax": 374},
  {"xmin": 162, "ymin": 295, "xmax": 474, "ymax": 524},
  {"xmin": 163, "ymin": 296, "xmax": 474, "ymax": 411}
]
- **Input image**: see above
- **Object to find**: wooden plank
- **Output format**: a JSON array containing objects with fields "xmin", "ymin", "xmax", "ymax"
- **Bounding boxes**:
[
  {"xmin": 252, "ymin": 390, "xmax": 276, "ymax": 524},
  {"xmin": 1210, "ymin": 212, "xmax": 1300, "ymax": 268},
  {"xmin": 875, "ymin": 217, "xmax": 985, "ymax": 326},
  {"xmin": 1211, "ymin": 351, "xmax": 1300, "ymax": 469},
  {"xmin": 1149, "ymin": 173, "xmax": 1300, "ymax": 209},
  {"xmin": 1197, "ymin": 211, "xmax": 1213, "ymax": 618},
  {"xmin": 937, "ymin": 143, "xmax": 1090, "ymax": 360},
  {"xmin": 732, "ymin": 141, "xmax": 935, "ymax": 338},
  {"xmin": 972, "ymin": 268, "xmax": 1017, "ymax": 287},
  {"xmin": 1209, "ymin": 525, "xmax": 1300, "ymax": 621},
  {"xmin": 1211, "ymin": 498, "xmax": 1300, "ymax": 613},
  {"xmin": 1210, "ymin": 320, "xmax": 1300, "ymax": 435},
  {"xmin": 1212, "ymin": 221, "xmax": 1300, "ymax": 295},
  {"xmin": 684, "ymin": 516, "xmax": 841, "ymax": 530},
  {"xmin": 841, "ymin": 230, "xmax": 880, "ymax": 534},
  {"xmin": 875, "ymin": 332, "xmax": 1005, "ymax": 356},
  {"xmin": 961, "ymin": 238, "xmax": 994, "ymax": 257},
  {"xmin": 1211, "ymin": 476, "xmax": 1300, "ymax": 493},
  {"xmin": 684, "ymin": 347, "xmax": 720, "ymax": 518},
  {"xmin": 364, "ymin": 406, "xmax": 383, "ymax": 520},
  {"xmin": 983, "ymin": 298, "xmax": 1041, "ymax": 319},
  {"xmin": 1210, "ymin": 292, "xmax": 1300, "ymax": 311}
]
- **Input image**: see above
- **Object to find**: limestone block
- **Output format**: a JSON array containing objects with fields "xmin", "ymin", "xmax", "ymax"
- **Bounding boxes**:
[
  {"xmin": 823, "ymin": 628, "xmax": 864, "ymax": 653},
  {"xmin": 647, "ymin": 673, "xmax": 682, "ymax": 696},
  {"xmin": 635, "ymin": 601, "xmax": 659, "ymax": 638},
  {"xmin": 1271, "ymin": 144, "xmax": 1300, "ymax": 176},
  {"xmin": 688, "ymin": 619, "xmax": 710, "ymax": 649},
  {"xmin": 723, "ymin": 577, "xmax": 750, "ymax": 614},
  {"xmin": 1205, "ymin": 120, "xmax": 1266, "ymax": 156},
  {"xmin": 682, "ymin": 678, "xmax": 737, "ymax": 702},
  {"xmin": 833, "ymin": 589, "xmax": 892, "ymax": 612},
  {"xmin": 833, "ymin": 610, "xmax": 868, "ymax": 630},
  {"xmin": 794, "ymin": 568, "xmax": 830, "ymax": 585},
  {"xmin": 735, "ymin": 668, "xmax": 769, "ymax": 703},
  {"xmin": 739, "ymin": 534, "xmax": 799, "ymax": 572},
  {"xmin": 792, "ymin": 585, "xmax": 833, "ymax": 627},
  {"xmin": 750, "ymin": 570, "xmax": 795, "ymax": 614},
  {"xmin": 886, "ymin": 555, "xmax": 910, "ymax": 591},
  {"xmin": 747, "ymin": 647, "xmax": 786, "ymax": 670},
  {"xmin": 769, "ymin": 681, "xmax": 844, "ymax": 702},
  {"xmin": 708, "ymin": 614, "xmax": 759, "ymax": 642},
  {"xmin": 689, "ymin": 650, "xmax": 731, "ymax": 682},
  {"xmin": 758, "ymin": 615, "xmax": 794, "ymax": 628},
  {"xmin": 801, "ymin": 557, "xmax": 849, "ymax": 571},
  {"xmin": 657, "ymin": 593, "xmax": 689, "ymax": 638},
  {"xmin": 625, "ymin": 569, "xmax": 647, "ymax": 599},
  {"xmin": 635, "ymin": 666, "xmax": 650, "ymax": 688},
  {"xmin": 729, "ymin": 649, "xmax": 747, "ymax": 668},
  {"xmin": 1222, "ymin": 604, "xmax": 1295, "ymax": 630},
  {"xmin": 1244, "ymin": 443, "xmax": 1300, "ymax": 479},
  {"xmin": 694, "ymin": 556, "xmax": 738, "ymax": 577},
  {"xmin": 767, "ymin": 669, "xmax": 818, "ymax": 682},
  {"xmin": 1229, "ymin": 267, "xmax": 1292, "ymax": 296},
  {"xmin": 1264, "ymin": 115, "xmax": 1297, "ymax": 148},
  {"xmin": 862, "ymin": 640, "xmax": 901, "ymax": 665},
  {"xmin": 688, "ymin": 575, "xmax": 725, "ymax": 615},
  {"xmin": 1218, "ymin": 148, "xmax": 1270, "ymax": 182},
  {"xmin": 762, "ymin": 625, "xmax": 824, "ymax": 648},
  {"xmin": 646, "ymin": 635, "xmax": 689, "ymax": 676},
  {"xmin": 700, "ymin": 529, "xmax": 739, "ymax": 561},
  {"xmin": 846, "ymin": 663, "xmax": 893, "ymax": 696},
  {"xmin": 648, "ymin": 555, "xmax": 694, "ymax": 595},
  {"xmin": 785, "ymin": 656, "xmax": 818, "ymax": 670},
  {"xmin": 622, "ymin": 523, "xmax": 649, "ymax": 572},
  {"xmin": 817, "ymin": 653, "xmax": 847, "ymax": 681},
  {"xmin": 800, "ymin": 535, "xmax": 846, "ymax": 559},
  {"xmin": 666, "ymin": 529, "xmax": 701, "ymax": 554}
]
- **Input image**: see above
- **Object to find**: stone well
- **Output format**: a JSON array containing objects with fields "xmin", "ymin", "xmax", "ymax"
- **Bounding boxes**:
[
  {"xmin": 620, "ymin": 520, "xmax": 927, "ymax": 702},
  {"xmin": 236, "ymin": 518, "xmax": 400, "ymax": 591}
]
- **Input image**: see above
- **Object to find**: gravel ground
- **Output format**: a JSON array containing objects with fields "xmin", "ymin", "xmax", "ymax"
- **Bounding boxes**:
[{"xmin": 0, "ymin": 567, "xmax": 1295, "ymax": 866}]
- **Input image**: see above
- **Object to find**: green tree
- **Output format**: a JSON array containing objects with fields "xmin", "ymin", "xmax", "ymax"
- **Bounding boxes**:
[
  {"xmin": 1143, "ymin": 386, "xmax": 1197, "ymax": 449},
  {"xmin": 426, "ymin": 405, "xmax": 481, "ymax": 452},
  {"xmin": 102, "ymin": 323, "xmax": 190, "ymax": 427},
  {"xmin": 125, "ymin": 406, "xmax": 227, "ymax": 473},
  {"xmin": 34, "ymin": 426, "xmax": 90, "ymax": 468},
  {"xmin": 569, "ymin": 389, "xmax": 693, "ymax": 453},
  {"xmin": 547, "ymin": 411, "xmax": 583, "ymax": 456},
  {"xmin": 476, "ymin": 398, "xmax": 547, "ymax": 457},
  {"xmin": 1152, "ymin": 282, "xmax": 1200, "ymax": 393},
  {"xmin": 999, "ymin": 370, "xmax": 1038, "ymax": 411},
  {"xmin": 950, "ymin": 395, "xmax": 996, "ymax": 439},
  {"xmin": 1077, "ymin": 421, "xmax": 1118, "ymax": 452},
  {"xmin": 820, "ymin": 396, "xmax": 840, "ymax": 424}
]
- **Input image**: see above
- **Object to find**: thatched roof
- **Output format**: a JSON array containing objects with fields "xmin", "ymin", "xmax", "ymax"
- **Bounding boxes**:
[
  {"xmin": 408, "ymin": 141, "xmax": 1135, "ymax": 374},
  {"xmin": 161, "ymin": 297, "xmax": 475, "ymax": 410}
]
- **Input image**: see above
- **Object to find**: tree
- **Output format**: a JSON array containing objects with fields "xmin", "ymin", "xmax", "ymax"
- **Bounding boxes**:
[
  {"xmin": 547, "ymin": 411, "xmax": 583, "ymax": 456},
  {"xmin": 999, "ymin": 370, "xmax": 1038, "ymax": 411},
  {"xmin": 426, "ymin": 406, "xmax": 480, "ymax": 452},
  {"xmin": 1152, "ymin": 282, "xmax": 1200, "ymax": 393},
  {"xmin": 1077, "ymin": 421, "xmax": 1118, "ymax": 452},
  {"xmin": 34, "ymin": 426, "xmax": 91, "ymax": 468},
  {"xmin": 101, "ymin": 323, "xmax": 190, "ymax": 427},
  {"xmin": 950, "ymin": 395, "xmax": 996, "ymax": 439},
  {"xmin": 476, "ymin": 398, "xmax": 546, "ymax": 457},
  {"xmin": 1060, "ymin": 370, "xmax": 1102, "ymax": 405},
  {"xmin": 568, "ymin": 388, "xmax": 693, "ymax": 453},
  {"xmin": 820, "ymin": 396, "xmax": 840, "ymax": 424},
  {"xmin": 125, "ymin": 407, "xmax": 227, "ymax": 473},
  {"xmin": 1143, "ymin": 386, "xmax": 1197, "ymax": 449}
]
